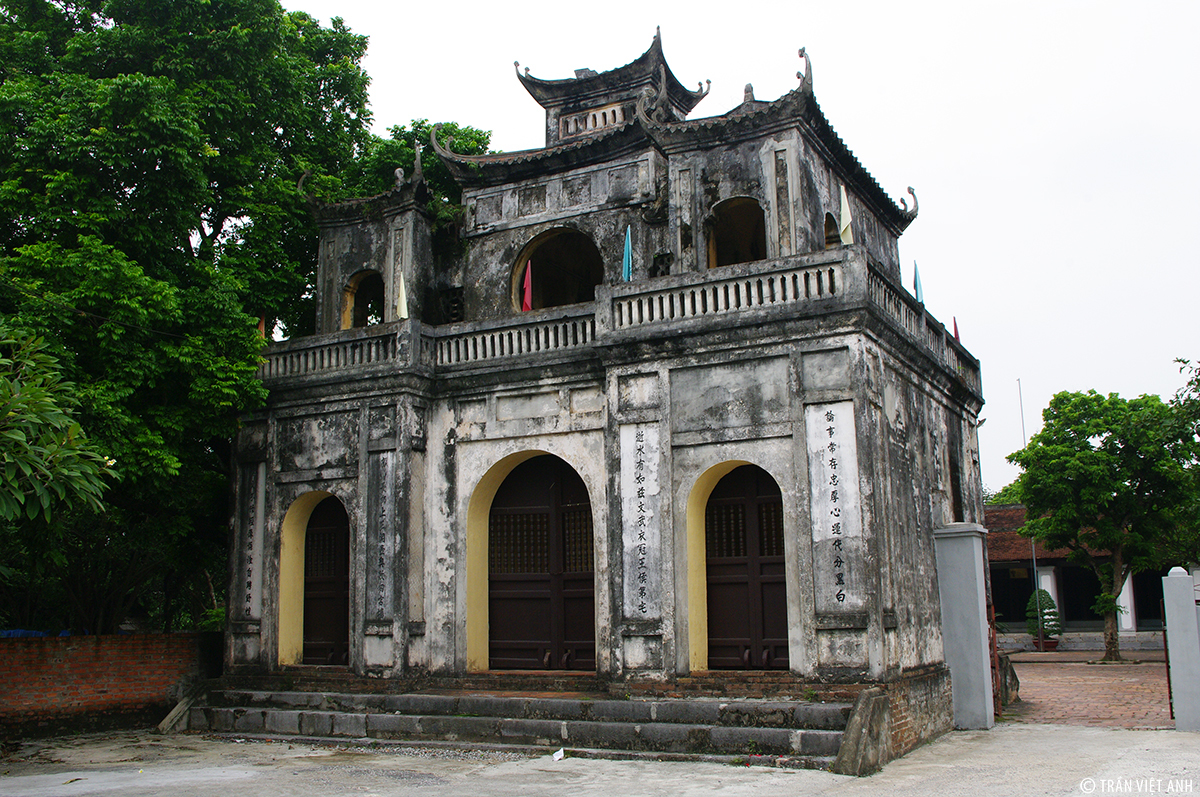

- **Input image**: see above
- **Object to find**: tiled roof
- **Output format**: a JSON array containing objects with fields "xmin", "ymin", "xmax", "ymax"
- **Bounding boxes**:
[
  {"xmin": 984, "ymin": 504, "xmax": 1072, "ymax": 562},
  {"xmin": 515, "ymin": 29, "xmax": 707, "ymax": 114}
]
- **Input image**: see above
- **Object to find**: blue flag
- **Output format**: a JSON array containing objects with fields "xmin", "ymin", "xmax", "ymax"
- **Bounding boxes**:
[
  {"xmin": 913, "ymin": 261, "xmax": 924, "ymax": 303},
  {"xmin": 622, "ymin": 226, "xmax": 632, "ymax": 282}
]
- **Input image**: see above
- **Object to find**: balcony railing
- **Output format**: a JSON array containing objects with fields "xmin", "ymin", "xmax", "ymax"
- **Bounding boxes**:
[
  {"xmin": 428, "ymin": 309, "xmax": 595, "ymax": 368},
  {"xmin": 866, "ymin": 270, "xmax": 981, "ymax": 395},
  {"xmin": 257, "ymin": 249, "xmax": 980, "ymax": 397},
  {"xmin": 258, "ymin": 324, "xmax": 408, "ymax": 381},
  {"xmin": 608, "ymin": 260, "xmax": 842, "ymax": 332}
]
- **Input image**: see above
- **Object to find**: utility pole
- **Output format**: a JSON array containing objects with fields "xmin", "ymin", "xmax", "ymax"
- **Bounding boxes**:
[{"xmin": 1019, "ymin": 378, "xmax": 1044, "ymax": 650}]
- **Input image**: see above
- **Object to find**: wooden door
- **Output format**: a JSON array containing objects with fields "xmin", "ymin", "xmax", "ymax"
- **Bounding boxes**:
[
  {"xmin": 303, "ymin": 497, "xmax": 350, "ymax": 665},
  {"xmin": 705, "ymin": 465, "xmax": 788, "ymax": 669},
  {"xmin": 489, "ymin": 456, "xmax": 595, "ymax": 670}
]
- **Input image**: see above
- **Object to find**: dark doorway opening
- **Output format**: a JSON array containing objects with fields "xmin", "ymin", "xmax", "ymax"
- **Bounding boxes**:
[
  {"xmin": 344, "ymin": 270, "xmax": 385, "ymax": 329},
  {"xmin": 303, "ymin": 496, "xmax": 350, "ymax": 665},
  {"xmin": 489, "ymin": 455, "xmax": 595, "ymax": 670},
  {"xmin": 513, "ymin": 229, "xmax": 604, "ymax": 311},
  {"xmin": 706, "ymin": 464, "xmax": 789, "ymax": 669},
  {"xmin": 707, "ymin": 197, "xmax": 766, "ymax": 268}
]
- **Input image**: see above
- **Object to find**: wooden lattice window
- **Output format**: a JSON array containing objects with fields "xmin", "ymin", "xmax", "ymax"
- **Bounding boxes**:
[
  {"xmin": 706, "ymin": 503, "xmax": 747, "ymax": 559},
  {"xmin": 758, "ymin": 501, "xmax": 785, "ymax": 558},
  {"xmin": 489, "ymin": 512, "xmax": 550, "ymax": 574},
  {"xmin": 562, "ymin": 508, "xmax": 594, "ymax": 573}
]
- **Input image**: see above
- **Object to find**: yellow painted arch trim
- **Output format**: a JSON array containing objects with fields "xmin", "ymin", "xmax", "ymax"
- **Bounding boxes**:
[
  {"xmin": 685, "ymin": 459, "xmax": 748, "ymax": 672},
  {"xmin": 464, "ymin": 450, "xmax": 545, "ymax": 672},
  {"xmin": 278, "ymin": 490, "xmax": 335, "ymax": 666}
]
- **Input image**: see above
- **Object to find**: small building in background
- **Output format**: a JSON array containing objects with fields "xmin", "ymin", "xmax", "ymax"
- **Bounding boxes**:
[{"xmin": 985, "ymin": 503, "xmax": 1175, "ymax": 651}]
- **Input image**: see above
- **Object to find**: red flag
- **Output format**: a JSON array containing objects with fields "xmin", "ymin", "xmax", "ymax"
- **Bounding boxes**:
[
  {"xmin": 953, "ymin": 316, "xmax": 960, "ymax": 341},
  {"xmin": 521, "ymin": 261, "xmax": 532, "ymax": 312}
]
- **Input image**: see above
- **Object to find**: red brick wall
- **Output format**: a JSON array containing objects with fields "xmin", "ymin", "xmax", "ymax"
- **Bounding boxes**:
[
  {"xmin": 0, "ymin": 633, "xmax": 215, "ymax": 733},
  {"xmin": 885, "ymin": 664, "xmax": 953, "ymax": 757}
]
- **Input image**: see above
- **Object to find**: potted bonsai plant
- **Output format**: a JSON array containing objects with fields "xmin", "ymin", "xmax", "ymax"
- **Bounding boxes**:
[{"xmin": 1026, "ymin": 588, "xmax": 1064, "ymax": 651}]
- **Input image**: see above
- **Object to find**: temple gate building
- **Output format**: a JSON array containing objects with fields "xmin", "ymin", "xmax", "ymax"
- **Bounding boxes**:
[{"xmin": 226, "ymin": 32, "xmax": 987, "ymax": 755}]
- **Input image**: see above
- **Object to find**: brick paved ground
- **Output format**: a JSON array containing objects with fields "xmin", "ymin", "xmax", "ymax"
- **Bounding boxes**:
[{"xmin": 1003, "ymin": 651, "xmax": 1173, "ymax": 729}]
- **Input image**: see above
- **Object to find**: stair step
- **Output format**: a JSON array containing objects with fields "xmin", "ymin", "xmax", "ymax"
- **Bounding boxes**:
[
  {"xmin": 203, "ymin": 690, "xmax": 851, "ymax": 730},
  {"xmin": 189, "ymin": 706, "xmax": 844, "ymax": 757},
  {"xmin": 187, "ymin": 673, "xmax": 856, "ymax": 768}
]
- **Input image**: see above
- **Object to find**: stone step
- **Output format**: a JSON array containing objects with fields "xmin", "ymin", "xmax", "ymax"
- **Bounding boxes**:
[
  {"xmin": 185, "ymin": 688, "xmax": 851, "ymax": 764},
  {"xmin": 203, "ymin": 690, "xmax": 852, "ymax": 730},
  {"xmin": 221, "ymin": 669, "xmax": 607, "ymax": 696},
  {"xmin": 187, "ymin": 705, "xmax": 844, "ymax": 758}
]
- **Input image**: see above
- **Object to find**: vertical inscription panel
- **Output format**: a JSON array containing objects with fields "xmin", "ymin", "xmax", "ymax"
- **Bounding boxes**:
[
  {"xmin": 806, "ymin": 402, "xmax": 866, "ymax": 613},
  {"xmin": 238, "ymin": 462, "xmax": 266, "ymax": 620},
  {"xmin": 620, "ymin": 424, "xmax": 661, "ymax": 619},
  {"xmin": 365, "ymin": 451, "xmax": 396, "ymax": 623}
]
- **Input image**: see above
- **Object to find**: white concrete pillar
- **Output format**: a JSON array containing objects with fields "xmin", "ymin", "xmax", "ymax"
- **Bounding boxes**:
[
  {"xmin": 1117, "ymin": 574, "xmax": 1137, "ymax": 634},
  {"xmin": 934, "ymin": 523, "xmax": 994, "ymax": 730},
  {"xmin": 1162, "ymin": 567, "xmax": 1200, "ymax": 732},
  {"xmin": 1036, "ymin": 566, "xmax": 1058, "ymax": 609}
]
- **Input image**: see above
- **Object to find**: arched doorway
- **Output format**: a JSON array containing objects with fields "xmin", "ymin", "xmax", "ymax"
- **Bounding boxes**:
[
  {"xmin": 705, "ymin": 464, "xmax": 788, "ymax": 669},
  {"xmin": 511, "ymin": 229, "xmax": 604, "ymax": 311},
  {"xmin": 707, "ymin": 197, "xmax": 767, "ymax": 269},
  {"xmin": 488, "ymin": 454, "xmax": 595, "ymax": 670},
  {"xmin": 301, "ymin": 496, "xmax": 350, "ymax": 665},
  {"xmin": 341, "ymin": 270, "xmax": 385, "ymax": 329}
]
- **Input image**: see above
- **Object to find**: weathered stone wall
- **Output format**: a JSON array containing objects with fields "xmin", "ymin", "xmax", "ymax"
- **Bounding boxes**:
[
  {"xmin": 314, "ymin": 189, "xmax": 434, "ymax": 331},
  {"xmin": 861, "ymin": 337, "xmax": 983, "ymax": 676},
  {"xmin": 232, "ymin": 244, "xmax": 981, "ymax": 690},
  {"xmin": 667, "ymin": 129, "xmax": 901, "ymax": 280},
  {"xmin": 458, "ymin": 150, "xmax": 667, "ymax": 321}
]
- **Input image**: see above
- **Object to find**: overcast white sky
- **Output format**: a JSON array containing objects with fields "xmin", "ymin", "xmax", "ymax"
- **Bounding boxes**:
[{"xmin": 294, "ymin": 0, "xmax": 1200, "ymax": 492}]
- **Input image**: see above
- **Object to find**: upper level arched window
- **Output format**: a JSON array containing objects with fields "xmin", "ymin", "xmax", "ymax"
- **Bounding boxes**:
[
  {"xmin": 707, "ymin": 197, "xmax": 766, "ymax": 269},
  {"xmin": 824, "ymin": 213, "xmax": 841, "ymax": 249},
  {"xmin": 341, "ymin": 270, "xmax": 385, "ymax": 329},
  {"xmin": 511, "ymin": 228, "xmax": 604, "ymax": 311}
]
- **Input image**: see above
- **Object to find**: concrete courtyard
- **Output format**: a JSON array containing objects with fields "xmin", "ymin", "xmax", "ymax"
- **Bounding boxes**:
[{"xmin": 2, "ymin": 653, "xmax": 1195, "ymax": 796}]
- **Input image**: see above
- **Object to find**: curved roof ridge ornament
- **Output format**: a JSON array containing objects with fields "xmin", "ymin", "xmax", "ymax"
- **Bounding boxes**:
[
  {"xmin": 636, "ymin": 64, "xmax": 673, "ymax": 126},
  {"xmin": 429, "ymin": 123, "xmax": 457, "ymax": 160},
  {"xmin": 797, "ymin": 47, "xmax": 813, "ymax": 94},
  {"xmin": 412, "ymin": 142, "xmax": 424, "ymax": 184},
  {"xmin": 900, "ymin": 186, "xmax": 919, "ymax": 221},
  {"xmin": 513, "ymin": 60, "xmax": 531, "ymax": 79}
]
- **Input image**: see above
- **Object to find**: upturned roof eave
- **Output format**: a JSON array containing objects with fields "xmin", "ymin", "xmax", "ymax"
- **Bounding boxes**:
[
  {"xmin": 644, "ymin": 86, "xmax": 915, "ymax": 235},
  {"xmin": 434, "ymin": 121, "xmax": 659, "ymax": 188},
  {"xmin": 515, "ymin": 29, "xmax": 706, "ymax": 115}
]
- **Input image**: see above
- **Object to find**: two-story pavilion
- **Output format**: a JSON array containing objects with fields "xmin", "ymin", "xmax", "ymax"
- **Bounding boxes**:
[{"xmin": 228, "ymin": 32, "xmax": 984, "ymax": 747}]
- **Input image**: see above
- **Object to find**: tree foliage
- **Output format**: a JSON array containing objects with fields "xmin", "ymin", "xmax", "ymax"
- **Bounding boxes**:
[
  {"xmin": 0, "ymin": 0, "xmax": 372, "ymax": 633},
  {"xmin": 0, "ymin": 327, "xmax": 110, "ymax": 525},
  {"xmin": 1007, "ymin": 389, "xmax": 1198, "ymax": 660},
  {"xmin": 984, "ymin": 480, "xmax": 1023, "ymax": 505},
  {"xmin": 339, "ymin": 120, "xmax": 491, "ymax": 262}
]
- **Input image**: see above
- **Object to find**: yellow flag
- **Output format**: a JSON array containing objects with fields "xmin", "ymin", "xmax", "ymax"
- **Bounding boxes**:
[{"xmin": 839, "ymin": 184, "xmax": 854, "ymax": 245}]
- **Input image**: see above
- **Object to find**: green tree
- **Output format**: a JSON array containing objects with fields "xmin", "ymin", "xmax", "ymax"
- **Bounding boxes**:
[
  {"xmin": 0, "ymin": 0, "xmax": 371, "ymax": 633},
  {"xmin": 1007, "ymin": 390, "xmax": 1197, "ymax": 661},
  {"xmin": 984, "ymin": 480, "xmax": 1023, "ymax": 505},
  {"xmin": 1169, "ymin": 359, "xmax": 1200, "ymax": 566},
  {"xmin": 0, "ymin": 328, "xmax": 110, "ymax": 526},
  {"xmin": 339, "ymin": 119, "xmax": 492, "ymax": 264}
]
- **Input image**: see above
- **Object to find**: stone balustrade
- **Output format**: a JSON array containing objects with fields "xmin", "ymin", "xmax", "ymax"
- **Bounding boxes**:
[
  {"xmin": 428, "ymin": 309, "xmax": 596, "ymax": 368},
  {"xmin": 257, "ymin": 249, "xmax": 980, "ymax": 396},
  {"xmin": 258, "ymin": 324, "xmax": 409, "ymax": 381}
]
